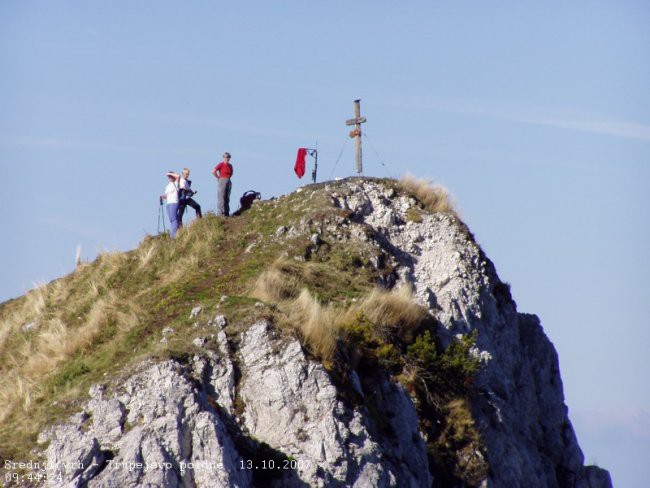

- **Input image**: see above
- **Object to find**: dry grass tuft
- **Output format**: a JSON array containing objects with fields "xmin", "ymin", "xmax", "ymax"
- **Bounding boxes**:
[
  {"xmin": 400, "ymin": 173, "xmax": 457, "ymax": 216},
  {"xmin": 251, "ymin": 258, "xmax": 305, "ymax": 303},
  {"xmin": 137, "ymin": 242, "xmax": 158, "ymax": 268},
  {"xmin": 0, "ymin": 375, "xmax": 36, "ymax": 415},
  {"xmin": 96, "ymin": 250, "xmax": 129, "ymax": 284},
  {"xmin": 284, "ymin": 289, "xmax": 340, "ymax": 359},
  {"xmin": 26, "ymin": 283, "xmax": 48, "ymax": 317},
  {"xmin": 345, "ymin": 285, "xmax": 428, "ymax": 343},
  {"xmin": 0, "ymin": 284, "xmax": 48, "ymax": 357}
]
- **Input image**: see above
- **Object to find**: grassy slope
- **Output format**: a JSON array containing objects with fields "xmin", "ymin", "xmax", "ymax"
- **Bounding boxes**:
[{"xmin": 0, "ymin": 181, "xmax": 383, "ymax": 462}]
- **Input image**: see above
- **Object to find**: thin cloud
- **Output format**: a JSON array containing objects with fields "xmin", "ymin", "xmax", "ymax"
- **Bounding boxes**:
[
  {"xmin": 416, "ymin": 100, "xmax": 650, "ymax": 142},
  {"xmin": 529, "ymin": 118, "xmax": 650, "ymax": 141}
]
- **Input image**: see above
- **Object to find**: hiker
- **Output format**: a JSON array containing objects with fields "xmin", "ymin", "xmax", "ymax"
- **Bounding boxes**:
[
  {"xmin": 212, "ymin": 152, "xmax": 233, "ymax": 216},
  {"xmin": 177, "ymin": 167, "xmax": 202, "ymax": 226},
  {"xmin": 160, "ymin": 171, "xmax": 180, "ymax": 238}
]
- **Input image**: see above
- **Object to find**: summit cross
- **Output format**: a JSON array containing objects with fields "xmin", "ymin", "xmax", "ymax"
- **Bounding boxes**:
[{"xmin": 345, "ymin": 99, "xmax": 367, "ymax": 175}]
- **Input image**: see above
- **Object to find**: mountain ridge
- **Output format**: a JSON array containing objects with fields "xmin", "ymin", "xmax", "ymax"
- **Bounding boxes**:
[{"xmin": 0, "ymin": 177, "xmax": 612, "ymax": 487}]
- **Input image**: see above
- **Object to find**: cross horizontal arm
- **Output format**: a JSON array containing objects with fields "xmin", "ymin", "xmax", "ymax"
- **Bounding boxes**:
[{"xmin": 345, "ymin": 116, "xmax": 367, "ymax": 126}]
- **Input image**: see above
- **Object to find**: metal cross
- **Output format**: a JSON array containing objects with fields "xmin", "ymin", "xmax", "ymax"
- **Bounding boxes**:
[{"xmin": 345, "ymin": 99, "xmax": 367, "ymax": 175}]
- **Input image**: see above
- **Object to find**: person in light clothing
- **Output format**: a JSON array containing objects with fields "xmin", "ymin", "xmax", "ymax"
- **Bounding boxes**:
[
  {"xmin": 212, "ymin": 152, "xmax": 233, "ymax": 216},
  {"xmin": 177, "ymin": 167, "xmax": 202, "ymax": 226},
  {"xmin": 160, "ymin": 171, "xmax": 180, "ymax": 238}
]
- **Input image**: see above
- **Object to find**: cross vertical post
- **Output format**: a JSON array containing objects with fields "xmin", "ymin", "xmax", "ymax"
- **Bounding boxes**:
[{"xmin": 346, "ymin": 99, "xmax": 367, "ymax": 175}]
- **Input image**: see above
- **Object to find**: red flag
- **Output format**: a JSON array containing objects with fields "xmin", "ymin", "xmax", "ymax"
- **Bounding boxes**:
[{"xmin": 294, "ymin": 148, "xmax": 307, "ymax": 178}]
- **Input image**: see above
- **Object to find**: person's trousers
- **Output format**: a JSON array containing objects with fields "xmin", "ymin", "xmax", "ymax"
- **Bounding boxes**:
[
  {"xmin": 178, "ymin": 198, "xmax": 202, "ymax": 225},
  {"xmin": 166, "ymin": 203, "xmax": 179, "ymax": 238},
  {"xmin": 217, "ymin": 178, "xmax": 232, "ymax": 216}
]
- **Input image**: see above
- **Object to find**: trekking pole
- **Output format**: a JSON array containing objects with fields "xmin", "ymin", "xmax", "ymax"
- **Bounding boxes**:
[{"xmin": 158, "ymin": 198, "xmax": 166, "ymax": 234}]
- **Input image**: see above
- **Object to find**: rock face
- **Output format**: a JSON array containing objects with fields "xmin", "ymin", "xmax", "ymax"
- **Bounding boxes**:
[
  {"xmin": 42, "ymin": 359, "xmax": 251, "ymax": 488},
  {"xmin": 40, "ymin": 179, "xmax": 611, "ymax": 487},
  {"xmin": 328, "ymin": 180, "xmax": 611, "ymax": 487},
  {"xmin": 238, "ymin": 321, "xmax": 431, "ymax": 487},
  {"xmin": 42, "ymin": 320, "xmax": 430, "ymax": 487}
]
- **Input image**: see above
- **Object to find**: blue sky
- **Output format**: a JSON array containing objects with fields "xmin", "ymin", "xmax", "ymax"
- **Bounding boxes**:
[{"xmin": 1, "ymin": 2, "xmax": 649, "ymax": 486}]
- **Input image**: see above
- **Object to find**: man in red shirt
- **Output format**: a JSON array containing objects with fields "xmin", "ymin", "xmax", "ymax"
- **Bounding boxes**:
[{"xmin": 212, "ymin": 152, "xmax": 234, "ymax": 216}]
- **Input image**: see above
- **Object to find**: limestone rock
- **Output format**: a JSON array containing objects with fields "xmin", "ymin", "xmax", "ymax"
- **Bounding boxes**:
[
  {"xmin": 45, "ymin": 425, "xmax": 104, "ymax": 487},
  {"xmin": 189, "ymin": 306, "xmax": 202, "ymax": 319},
  {"xmin": 238, "ymin": 320, "xmax": 431, "ymax": 487}
]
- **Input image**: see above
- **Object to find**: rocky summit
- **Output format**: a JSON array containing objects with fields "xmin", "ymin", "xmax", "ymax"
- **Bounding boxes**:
[{"xmin": 0, "ymin": 177, "xmax": 612, "ymax": 487}]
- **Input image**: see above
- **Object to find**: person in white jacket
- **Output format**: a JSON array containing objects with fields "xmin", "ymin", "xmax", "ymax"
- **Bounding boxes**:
[
  {"xmin": 160, "ymin": 171, "xmax": 180, "ymax": 238},
  {"xmin": 177, "ymin": 167, "xmax": 202, "ymax": 226}
]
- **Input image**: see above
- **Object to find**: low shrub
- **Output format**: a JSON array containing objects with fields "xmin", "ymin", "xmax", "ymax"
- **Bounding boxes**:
[
  {"xmin": 407, "ymin": 330, "xmax": 480, "ymax": 400},
  {"xmin": 432, "ymin": 399, "xmax": 489, "ymax": 486}
]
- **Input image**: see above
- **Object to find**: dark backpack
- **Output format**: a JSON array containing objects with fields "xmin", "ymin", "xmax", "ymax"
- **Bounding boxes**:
[
  {"xmin": 240, "ymin": 191, "xmax": 261, "ymax": 209},
  {"xmin": 233, "ymin": 190, "xmax": 261, "ymax": 216}
]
